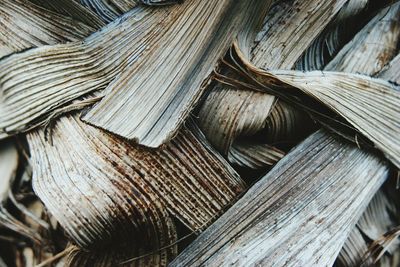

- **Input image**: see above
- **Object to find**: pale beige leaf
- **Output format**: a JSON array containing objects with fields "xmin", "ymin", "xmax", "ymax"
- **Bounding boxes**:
[{"xmin": 170, "ymin": 130, "xmax": 389, "ymax": 266}]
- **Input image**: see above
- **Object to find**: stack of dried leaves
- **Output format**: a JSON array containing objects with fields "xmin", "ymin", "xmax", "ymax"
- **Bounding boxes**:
[{"xmin": 0, "ymin": 0, "xmax": 399, "ymax": 266}]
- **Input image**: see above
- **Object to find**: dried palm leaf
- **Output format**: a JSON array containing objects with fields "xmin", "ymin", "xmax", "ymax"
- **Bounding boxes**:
[
  {"xmin": 325, "ymin": 2, "xmax": 400, "ymax": 75},
  {"xmin": 78, "ymin": 0, "xmax": 138, "ymax": 23},
  {"xmin": 337, "ymin": 228, "xmax": 374, "ymax": 266},
  {"xmin": 337, "ymin": 188, "xmax": 400, "ymax": 266},
  {"xmin": 0, "ymin": 141, "xmax": 18, "ymax": 203},
  {"xmin": 28, "ymin": 0, "xmax": 105, "ymax": 28},
  {"xmin": 197, "ymin": 0, "xmax": 346, "ymax": 169},
  {"xmin": 29, "ymin": 115, "xmax": 244, "ymax": 248},
  {"xmin": 197, "ymin": 85, "xmax": 275, "ymax": 156},
  {"xmin": 251, "ymin": 0, "xmax": 349, "ymax": 69},
  {"xmin": 0, "ymin": 0, "xmax": 271, "ymax": 149},
  {"xmin": 0, "ymin": 140, "xmax": 42, "ymax": 243},
  {"xmin": 170, "ymin": 130, "xmax": 389, "ymax": 266},
  {"xmin": 77, "ymin": 0, "xmax": 178, "ymax": 23},
  {"xmin": 65, "ymin": 240, "xmax": 176, "ymax": 267},
  {"xmin": 228, "ymin": 43, "xmax": 400, "ymax": 169},
  {"xmin": 227, "ymin": 141, "xmax": 284, "ymax": 170},
  {"xmin": 264, "ymin": 100, "xmax": 315, "ymax": 145},
  {"xmin": 380, "ymin": 53, "xmax": 400, "ymax": 85},
  {"xmin": 29, "ymin": 119, "xmax": 179, "ymax": 265},
  {"xmin": 82, "ymin": 0, "xmax": 271, "ymax": 148},
  {"xmin": 295, "ymin": 0, "xmax": 370, "ymax": 71},
  {"xmin": 0, "ymin": 0, "xmax": 96, "ymax": 59}
]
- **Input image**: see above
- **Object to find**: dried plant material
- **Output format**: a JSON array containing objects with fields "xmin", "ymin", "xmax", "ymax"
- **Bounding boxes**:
[
  {"xmin": 295, "ymin": 0, "xmax": 370, "ymax": 71},
  {"xmin": 251, "ymin": 0, "xmax": 349, "ymax": 69},
  {"xmin": 0, "ymin": 0, "xmax": 96, "ymax": 58},
  {"xmin": 379, "ymin": 53, "xmax": 400, "ymax": 85},
  {"xmin": 197, "ymin": 86, "xmax": 275, "ymax": 156},
  {"xmin": 0, "ymin": 0, "xmax": 270, "ymax": 148},
  {"xmin": 338, "ymin": 189, "xmax": 400, "ymax": 266},
  {"xmin": 0, "ymin": 6, "xmax": 158, "ymax": 139},
  {"xmin": 365, "ymin": 226, "xmax": 400, "ymax": 265},
  {"xmin": 358, "ymin": 191, "xmax": 399, "ymax": 251},
  {"xmin": 170, "ymin": 130, "xmax": 389, "ymax": 266},
  {"xmin": 228, "ymin": 141, "xmax": 284, "ymax": 170},
  {"xmin": 264, "ymin": 100, "xmax": 314, "ymax": 144},
  {"xmin": 83, "ymin": 0, "xmax": 271, "ymax": 148},
  {"xmin": 334, "ymin": 0, "xmax": 369, "ymax": 22},
  {"xmin": 78, "ymin": 0, "xmax": 138, "ymax": 23},
  {"xmin": 28, "ymin": 115, "xmax": 244, "ymax": 247},
  {"xmin": 0, "ymin": 141, "xmax": 18, "ymax": 202},
  {"xmin": 325, "ymin": 2, "xmax": 400, "ymax": 75},
  {"xmin": 336, "ymin": 228, "xmax": 374, "ymax": 266},
  {"xmin": 28, "ymin": 0, "xmax": 105, "ymax": 28},
  {"xmin": 197, "ymin": 0, "xmax": 347, "ymax": 169},
  {"xmin": 0, "ymin": 140, "xmax": 42, "ymax": 243},
  {"xmin": 65, "ymin": 241, "xmax": 175, "ymax": 267},
  {"xmin": 229, "ymin": 43, "xmax": 400, "ymax": 168}
]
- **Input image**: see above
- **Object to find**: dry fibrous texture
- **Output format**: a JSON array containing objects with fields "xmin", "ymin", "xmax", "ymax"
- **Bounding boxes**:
[
  {"xmin": 0, "ymin": 0, "xmax": 96, "ymax": 58},
  {"xmin": 197, "ymin": 86, "xmax": 275, "ymax": 156},
  {"xmin": 228, "ymin": 141, "xmax": 284, "ymax": 170},
  {"xmin": 170, "ymin": 130, "xmax": 389, "ymax": 266},
  {"xmin": 251, "ymin": 0, "xmax": 348, "ymax": 69},
  {"xmin": 83, "ymin": 0, "xmax": 271, "ymax": 148},
  {"xmin": 197, "ymin": 0, "xmax": 346, "ymax": 169},
  {"xmin": 337, "ymin": 228, "xmax": 373, "ymax": 266},
  {"xmin": 78, "ymin": 0, "xmax": 138, "ymax": 23},
  {"xmin": 229, "ymin": 43, "xmax": 400, "ymax": 169},
  {"xmin": 0, "ymin": 0, "xmax": 271, "ymax": 149},
  {"xmin": 325, "ymin": 2, "xmax": 400, "ymax": 75},
  {"xmin": 295, "ymin": 0, "xmax": 371, "ymax": 71},
  {"xmin": 379, "ymin": 53, "xmax": 400, "ymax": 85},
  {"xmin": 28, "ymin": 115, "xmax": 244, "ymax": 249},
  {"xmin": 0, "ymin": 140, "xmax": 43, "ymax": 243},
  {"xmin": 337, "ymin": 190, "xmax": 400, "ymax": 266},
  {"xmin": 28, "ymin": 0, "xmax": 105, "ymax": 28},
  {"xmin": 0, "ymin": 141, "xmax": 18, "ymax": 202},
  {"xmin": 65, "ymin": 244, "xmax": 175, "ymax": 267},
  {"xmin": 0, "ymin": 6, "xmax": 165, "ymax": 139},
  {"xmin": 77, "ymin": 0, "xmax": 177, "ymax": 23},
  {"xmin": 264, "ymin": 100, "xmax": 314, "ymax": 145}
]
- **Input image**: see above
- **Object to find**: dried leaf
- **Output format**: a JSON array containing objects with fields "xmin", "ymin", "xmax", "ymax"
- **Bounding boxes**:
[
  {"xmin": 0, "ymin": 0, "xmax": 96, "ymax": 58},
  {"xmin": 77, "ymin": 0, "xmax": 138, "ymax": 23},
  {"xmin": 82, "ymin": 0, "xmax": 271, "ymax": 147},
  {"xmin": 0, "ymin": 0, "xmax": 270, "ymax": 149},
  {"xmin": 0, "ymin": 140, "xmax": 18, "ymax": 202},
  {"xmin": 170, "ymin": 130, "xmax": 389, "ymax": 266},
  {"xmin": 28, "ymin": 0, "xmax": 105, "ymax": 28},
  {"xmin": 379, "ymin": 53, "xmax": 400, "ymax": 84},
  {"xmin": 325, "ymin": 2, "xmax": 400, "ymax": 75},
  {"xmin": 197, "ymin": 0, "xmax": 347, "ymax": 169},
  {"xmin": 229, "ymin": 43, "xmax": 400, "ymax": 168},
  {"xmin": 29, "ymin": 115, "xmax": 244, "ymax": 248}
]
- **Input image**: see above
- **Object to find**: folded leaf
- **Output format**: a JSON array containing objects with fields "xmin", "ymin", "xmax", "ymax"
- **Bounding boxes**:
[
  {"xmin": 28, "ymin": 116, "xmax": 244, "ymax": 248},
  {"xmin": 82, "ymin": 0, "xmax": 271, "ymax": 147}
]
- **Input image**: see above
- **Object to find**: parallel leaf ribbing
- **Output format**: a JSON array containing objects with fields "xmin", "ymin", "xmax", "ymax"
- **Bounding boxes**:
[
  {"xmin": 231, "ymin": 41, "xmax": 400, "ymax": 169},
  {"xmin": 79, "ymin": 0, "xmax": 138, "ymax": 23},
  {"xmin": 83, "ymin": 0, "xmax": 271, "ymax": 147},
  {"xmin": 0, "ymin": 0, "xmax": 271, "ymax": 149},
  {"xmin": 0, "ymin": 0, "xmax": 96, "ymax": 58},
  {"xmin": 28, "ymin": 0, "xmax": 105, "ymax": 28},
  {"xmin": 170, "ymin": 130, "xmax": 389, "ymax": 266},
  {"xmin": 197, "ymin": 0, "xmax": 347, "ymax": 168},
  {"xmin": 325, "ymin": 2, "xmax": 400, "ymax": 75},
  {"xmin": 0, "ymin": 5, "xmax": 167, "ymax": 138},
  {"xmin": 28, "ymin": 116, "xmax": 244, "ymax": 248}
]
